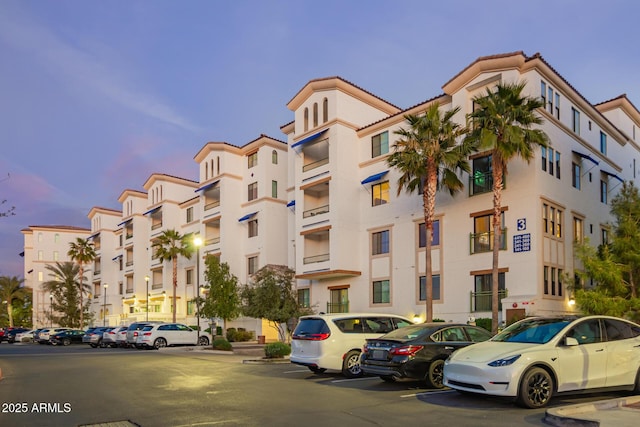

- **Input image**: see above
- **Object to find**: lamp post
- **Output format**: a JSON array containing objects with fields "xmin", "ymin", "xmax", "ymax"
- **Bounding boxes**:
[
  {"xmin": 193, "ymin": 235, "xmax": 203, "ymax": 344},
  {"xmin": 144, "ymin": 275, "xmax": 150, "ymax": 321},
  {"xmin": 103, "ymin": 284, "xmax": 108, "ymax": 326},
  {"xmin": 49, "ymin": 294, "xmax": 53, "ymax": 327}
]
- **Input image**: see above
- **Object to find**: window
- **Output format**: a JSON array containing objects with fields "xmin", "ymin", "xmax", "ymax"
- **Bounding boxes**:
[
  {"xmin": 541, "ymin": 81, "xmax": 546, "ymax": 106},
  {"xmin": 601, "ymin": 179, "xmax": 608, "ymax": 204},
  {"xmin": 471, "ymin": 212, "xmax": 506, "ymax": 253},
  {"xmin": 419, "ymin": 274, "xmax": 441, "ymax": 301},
  {"xmin": 600, "ymin": 132, "xmax": 607, "ymax": 155},
  {"xmin": 38, "ymin": 271, "xmax": 43, "ymax": 282},
  {"xmin": 303, "ymin": 108, "xmax": 309, "ymax": 132},
  {"xmin": 329, "ymin": 288, "xmax": 349, "ymax": 313},
  {"xmin": 572, "ymin": 108, "xmax": 580, "ymax": 135},
  {"xmin": 541, "ymin": 80, "xmax": 560, "ymax": 119},
  {"xmin": 272, "ymin": 150, "xmax": 278, "ymax": 164},
  {"xmin": 248, "ymin": 256, "xmax": 258, "ymax": 275},
  {"xmin": 555, "ymin": 93, "xmax": 560, "ymax": 119},
  {"xmin": 372, "ymin": 230, "xmax": 390, "ymax": 255},
  {"xmin": 542, "ymin": 203, "xmax": 563, "ymax": 238},
  {"xmin": 541, "ymin": 147, "xmax": 547, "ymax": 172},
  {"xmin": 247, "ymin": 152, "xmax": 258, "ymax": 168},
  {"xmin": 602, "ymin": 227, "xmax": 609, "ymax": 245},
  {"xmin": 371, "ymin": 131, "xmax": 389, "ymax": 158},
  {"xmin": 38, "ymin": 233, "xmax": 43, "ymax": 242},
  {"xmin": 313, "ymin": 103, "xmax": 318, "ymax": 127},
  {"xmin": 555, "ymin": 151, "xmax": 561, "ymax": 179},
  {"xmin": 573, "ymin": 217, "xmax": 584, "ymax": 243},
  {"xmin": 572, "ymin": 162, "xmax": 581, "ymax": 189},
  {"xmin": 298, "ymin": 288, "xmax": 310, "ymax": 308},
  {"xmin": 53, "ymin": 251, "xmax": 59, "ymax": 261},
  {"xmin": 54, "ymin": 233, "xmax": 60, "ymax": 243},
  {"xmin": 248, "ymin": 182, "xmax": 258, "ymax": 201},
  {"xmin": 322, "ymin": 98, "xmax": 328, "ymax": 123},
  {"xmin": 38, "ymin": 250, "xmax": 43, "ymax": 261},
  {"xmin": 186, "ymin": 269, "xmax": 193, "ymax": 286},
  {"xmin": 248, "ymin": 219, "xmax": 258, "ymax": 238},
  {"xmin": 543, "ymin": 265, "xmax": 563, "ymax": 296},
  {"xmin": 372, "ymin": 181, "xmax": 390, "ymax": 206},
  {"xmin": 271, "ymin": 180, "xmax": 277, "ymax": 198},
  {"xmin": 418, "ymin": 221, "xmax": 440, "ymax": 247},
  {"xmin": 473, "ymin": 273, "xmax": 506, "ymax": 312},
  {"xmin": 372, "ymin": 280, "xmax": 390, "ymax": 304},
  {"xmin": 542, "ymin": 148, "xmax": 560, "ymax": 178},
  {"xmin": 186, "ymin": 206, "xmax": 194, "ymax": 223},
  {"xmin": 470, "ymin": 155, "xmax": 492, "ymax": 195}
]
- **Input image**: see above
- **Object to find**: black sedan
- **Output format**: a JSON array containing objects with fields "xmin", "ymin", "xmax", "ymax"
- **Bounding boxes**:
[
  {"xmin": 361, "ymin": 323, "xmax": 492, "ymax": 388},
  {"xmin": 49, "ymin": 329, "xmax": 85, "ymax": 346}
]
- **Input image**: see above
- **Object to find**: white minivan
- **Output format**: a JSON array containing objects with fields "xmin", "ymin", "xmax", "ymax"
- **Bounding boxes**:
[{"xmin": 290, "ymin": 313, "xmax": 413, "ymax": 377}]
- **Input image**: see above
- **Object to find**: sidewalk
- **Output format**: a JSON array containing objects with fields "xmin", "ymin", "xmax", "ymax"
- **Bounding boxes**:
[
  {"xmin": 544, "ymin": 395, "xmax": 640, "ymax": 427},
  {"xmin": 189, "ymin": 340, "xmax": 290, "ymax": 364}
]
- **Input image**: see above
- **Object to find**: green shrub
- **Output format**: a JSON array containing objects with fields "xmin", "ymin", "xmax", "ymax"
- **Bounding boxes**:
[
  {"xmin": 475, "ymin": 318, "xmax": 492, "ymax": 332},
  {"xmin": 236, "ymin": 330, "xmax": 254, "ymax": 342},
  {"xmin": 212, "ymin": 338, "xmax": 232, "ymax": 351},
  {"xmin": 264, "ymin": 342, "xmax": 291, "ymax": 358},
  {"xmin": 226, "ymin": 328, "xmax": 237, "ymax": 342},
  {"xmin": 432, "ymin": 318, "xmax": 445, "ymax": 323},
  {"xmin": 216, "ymin": 326, "xmax": 222, "ymax": 336}
]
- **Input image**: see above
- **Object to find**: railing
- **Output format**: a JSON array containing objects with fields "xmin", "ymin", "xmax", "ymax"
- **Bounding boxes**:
[
  {"xmin": 125, "ymin": 261, "xmax": 134, "ymax": 267},
  {"xmin": 126, "ymin": 234, "xmax": 133, "ymax": 240},
  {"xmin": 151, "ymin": 222, "xmax": 162, "ymax": 230},
  {"xmin": 205, "ymin": 236, "xmax": 220, "ymax": 246},
  {"xmin": 470, "ymin": 289, "xmax": 508, "ymax": 312},
  {"xmin": 204, "ymin": 200, "xmax": 220, "ymax": 211},
  {"xmin": 470, "ymin": 228, "xmax": 507, "ymax": 254},
  {"xmin": 303, "ymin": 204, "xmax": 329, "ymax": 218},
  {"xmin": 303, "ymin": 157, "xmax": 329, "ymax": 172},
  {"xmin": 94, "ymin": 270, "xmax": 101, "ymax": 276},
  {"xmin": 303, "ymin": 253, "xmax": 330, "ymax": 264},
  {"xmin": 326, "ymin": 301, "xmax": 349, "ymax": 313},
  {"xmin": 152, "ymin": 283, "xmax": 163, "ymax": 290},
  {"xmin": 125, "ymin": 288, "xmax": 134, "ymax": 294}
]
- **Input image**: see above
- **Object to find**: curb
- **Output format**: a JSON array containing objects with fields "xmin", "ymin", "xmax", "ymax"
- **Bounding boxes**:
[{"xmin": 544, "ymin": 395, "xmax": 640, "ymax": 426}]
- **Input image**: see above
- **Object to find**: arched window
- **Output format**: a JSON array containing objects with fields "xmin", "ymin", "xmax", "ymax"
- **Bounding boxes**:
[
  {"xmin": 313, "ymin": 103, "xmax": 318, "ymax": 127},
  {"xmin": 323, "ymin": 98, "xmax": 328, "ymax": 123},
  {"xmin": 205, "ymin": 162, "xmax": 209, "ymax": 180},
  {"xmin": 216, "ymin": 156, "xmax": 220, "ymax": 174},
  {"xmin": 272, "ymin": 150, "xmax": 278, "ymax": 164},
  {"xmin": 304, "ymin": 108, "xmax": 309, "ymax": 132},
  {"xmin": 211, "ymin": 159, "xmax": 214, "ymax": 176}
]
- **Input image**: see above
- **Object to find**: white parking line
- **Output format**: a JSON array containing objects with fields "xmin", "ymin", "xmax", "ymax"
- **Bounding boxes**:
[
  {"xmin": 282, "ymin": 369, "xmax": 310, "ymax": 374},
  {"xmin": 331, "ymin": 377, "xmax": 380, "ymax": 383},
  {"xmin": 400, "ymin": 389, "xmax": 456, "ymax": 398}
]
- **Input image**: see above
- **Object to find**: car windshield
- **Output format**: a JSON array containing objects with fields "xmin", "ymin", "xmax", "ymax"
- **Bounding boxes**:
[{"xmin": 492, "ymin": 318, "xmax": 572, "ymax": 344}]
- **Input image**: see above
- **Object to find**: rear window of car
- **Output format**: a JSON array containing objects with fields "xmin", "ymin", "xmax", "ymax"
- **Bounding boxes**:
[
  {"xmin": 293, "ymin": 318, "xmax": 330, "ymax": 337},
  {"xmin": 142, "ymin": 325, "xmax": 154, "ymax": 331}
]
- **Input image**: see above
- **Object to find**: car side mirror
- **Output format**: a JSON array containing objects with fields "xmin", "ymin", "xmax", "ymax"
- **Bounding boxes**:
[{"xmin": 564, "ymin": 336, "xmax": 579, "ymax": 346}]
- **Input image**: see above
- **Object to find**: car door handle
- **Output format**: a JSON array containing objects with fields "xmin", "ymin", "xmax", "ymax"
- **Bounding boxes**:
[
  {"xmin": 595, "ymin": 348, "xmax": 604, "ymax": 352},
  {"xmin": 444, "ymin": 346, "xmax": 454, "ymax": 350}
]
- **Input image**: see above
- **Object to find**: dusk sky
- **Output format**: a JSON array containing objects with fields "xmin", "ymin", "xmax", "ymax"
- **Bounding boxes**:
[{"xmin": 2, "ymin": 0, "xmax": 639, "ymax": 278}]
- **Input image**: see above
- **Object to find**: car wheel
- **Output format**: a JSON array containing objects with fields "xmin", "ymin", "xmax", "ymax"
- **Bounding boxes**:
[
  {"xmin": 425, "ymin": 359, "xmax": 445, "ymax": 389},
  {"xmin": 154, "ymin": 338, "xmax": 167, "ymax": 349},
  {"xmin": 308, "ymin": 367, "xmax": 326, "ymax": 374},
  {"xmin": 516, "ymin": 367, "xmax": 554, "ymax": 409},
  {"xmin": 633, "ymin": 367, "xmax": 640, "ymax": 394},
  {"xmin": 62, "ymin": 338, "xmax": 71, "ymax": 346},
  {"xmin": 380, "ymin": 375, "xmax": 397, "ymax": 383},
  {"xmin": 198, "ymin": 336, "xmax": 209, "ymax": 346},
  {"xmin": 89, "ymin": 343, "xmax": 97, "ymax": 348},
  {"xmin": 342, "ymin": 350, "xmax": 363, "ymax": 378}
]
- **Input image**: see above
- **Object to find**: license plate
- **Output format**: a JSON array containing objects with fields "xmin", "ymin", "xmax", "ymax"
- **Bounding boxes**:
[{"xmin": 372, "ymin": 350, "xmax": 386, "ymax": 360}]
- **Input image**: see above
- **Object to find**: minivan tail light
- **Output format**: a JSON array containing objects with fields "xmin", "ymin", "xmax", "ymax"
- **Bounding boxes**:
[
  {"xmin": 293, "ymin": 332, "xmax": 330, "ymax": 341},
  {"xmin": 389, "ymin": 345, "xmax": 424, "ymax": 356}
]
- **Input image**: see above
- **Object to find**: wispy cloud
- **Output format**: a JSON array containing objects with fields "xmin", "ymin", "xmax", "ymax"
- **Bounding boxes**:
[{"xmin": 0, "ymin": 7, "xmax": 201, "ymax": 133}]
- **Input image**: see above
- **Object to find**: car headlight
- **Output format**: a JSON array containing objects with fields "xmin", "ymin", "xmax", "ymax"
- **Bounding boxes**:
[{"xmin": 487, "ymin": 354, "xmax": 521, "ymax": 367}]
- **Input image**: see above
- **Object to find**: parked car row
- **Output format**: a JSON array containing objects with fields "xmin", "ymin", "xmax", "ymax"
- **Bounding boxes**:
[{"xmin": 290, "ymin": 313, "xmax": 640, "ymax": 409}]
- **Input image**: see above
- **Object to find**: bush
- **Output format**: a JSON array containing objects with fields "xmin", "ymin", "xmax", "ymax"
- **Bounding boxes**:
[
  {"xmin": 226, "ymin": 327, "xmax": 254, "ymax": 342},
  {"xmin": 475, "ymin": 318, "xmax": 492, "ymax": 332},
  {"xmin": 432, "ymin": 318, "xmax": 445, "ymax": 323},
  {"xmin": 264, "ymin": 342, "xmax": 291, "ymax": 359},
  {"xmin": 226, "ymin": 327, "xmax": 237, "ymax": 342},
  {"xmin": 212, "ymin": 338, "xmax": 232, "ymax": 351}
]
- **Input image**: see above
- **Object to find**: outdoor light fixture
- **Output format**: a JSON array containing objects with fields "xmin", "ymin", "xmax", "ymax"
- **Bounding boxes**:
[{"xmin": 412, "ymin": 314, "xmax": 421, "ymax": 323}]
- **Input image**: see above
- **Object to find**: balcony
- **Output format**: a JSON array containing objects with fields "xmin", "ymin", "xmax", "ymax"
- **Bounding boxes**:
[
  {"xmin": 470, "ymin": 228, "xmax": 507, "ymax": 254},
  {"xmin": 125, "ymin": 260, "xmax": 134, "ymax": 267},
  {"xmin": 205, "ymin": 236, "xmax": 220, "ymax": 246},
  {"xmin": 326, "ymin": 301, "xmax": 349, "ymax": 313},
  {"xmin": 469, "ymin": 170, "xmax": 493, "ymax": 196},
  {"xmin": 303, "ymin": 157, "xmax": 329, "ymax": 172},
  {"xmin": 204, "ymin": 200, "xmax": 220, "ymax": 211},
  {"xmin": 470, "ymin": 289, "xmax": 508, "ymax": 312},
  {"xmin": 152, "ymin": 283, "xmax": 163, "ymax": 290},
  {"xmin": 303, "ymin": 253, "xmax": 330, "ymax": 264},
  {"xmin": 303, "ymin": 204, "xmax": 329, "ymax": 218},
  {"xmin": 151, "ymin": 222, "xmax": 162, "ymax": 230}
]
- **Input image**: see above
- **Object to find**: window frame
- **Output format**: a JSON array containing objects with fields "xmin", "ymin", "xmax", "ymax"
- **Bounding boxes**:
[
  {"xmin": 371, "ymin": 181, "xmax": 390, "ymax": 206},
  {"xmin": 372, "ymin": 280, "xmax": 390, "ymax": 304}
]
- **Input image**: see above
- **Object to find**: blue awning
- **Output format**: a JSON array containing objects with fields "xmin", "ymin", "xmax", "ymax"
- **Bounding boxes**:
[
  {"xmin": 572, "ymin": 150, "xmax": 599, "ymax": 165},
  {"xmin": 117, "ymin": 218, "xmax": 132, "ymax": 227},
  {"xmin": 112, "ymin": 254, "xmax": 123, "ymax": 261},
  {"xmin": 143, "ymin": 206, "xmax": 161, "ymax": 216},
  {"xmin": 238, "ymin": 212, "xmax": 258, "ymax": 222},
  {"xmin": 286, "ymin": 200, "xmax": 296, "ymax": 207},
  {"xmin": 88, "ymin": 232, "xmax": 100, "ymax": 239},
  {"xmin": 195, "ymin": 180, "xmax": 219, "ymax": 192},
  {"xmin": 291, "ymin": 129, "xmax": 328, "ymax": 149},
  {"xmin": 603, "ymin": 170, "xmax": 624, "ymax": 183},
  {"xmin": 361, "ymin": 170, "xmax": 389, "ymax": 185}
]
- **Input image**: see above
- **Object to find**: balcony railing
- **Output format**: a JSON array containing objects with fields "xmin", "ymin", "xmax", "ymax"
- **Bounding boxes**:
[
  {"xmin": 470, "ymin": 228, "xmax": 507, "ymax": 254},
  {"xmin": 204, "ymin": 200, "xmax": 220, "ymax": 211},
  {"xmin": 125, "ymin": 260, "xmax": 134, "ymax": 267},
  {"xmin": 125, "ymin": 288, "xmax": 134, "ymax": 294},
  {"xmin": 126, "ymin": 234, "xmax": 133, "ymax": 240},
  {"xmin": 205, "ymin": 236, "xmax": 220, "ymax": 246},
  {"xmin": 94, "ymin": 270, "xmax": 101, "ymax": 276},
  {"xmin": 470, "ymin": 289, "xmax": 508, "ymax": 312},
  {"xmin": 303, "ymin": 204, "xmax": 329, "ymax": 218},
  {"xmin": 151, "ymin": 222, "xmax": 162, "ymax": 230},
  {"xmin": 303, "ymin": 253, "xmax": 330, "ymax": 264},
  {"xmin": 152, "ymin": 283, "xmax": 163, "ymax": 290},
  {"xmin": 303, "ymin": 157, "xmax": 329, "ymax": 172},
  {"xmin": 326, "ymin": 301, "xmax": 349, "ymax": 313}
]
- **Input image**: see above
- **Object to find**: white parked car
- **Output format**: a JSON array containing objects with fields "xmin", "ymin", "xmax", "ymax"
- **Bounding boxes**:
[
  {"xmin": 136, "ymin": 323, "xmax": 210, "ymax": 349},
  {"xmin": 15, "ymin": 330, "xmax": 35, "ymax": 343},
  {"xmin": 290, "ymin": 313, "xmax": 413, "ymax": 377},
  {"xmin": 444, "ymin": 315, "xmax": 640, "ymax": 408},
  {"xmin": 103, "ymin": 326, "xmax": 129, "ymax": 348},
  {"xmin": 37, "ymin": 328, "xmax": 69, "ymax": 344}
]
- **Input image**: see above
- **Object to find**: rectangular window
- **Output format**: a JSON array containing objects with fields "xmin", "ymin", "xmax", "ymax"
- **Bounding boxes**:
[
  {"xmin": 572, "ymin": 108, "xmax": 580, "ymax": 135},
  {"xmin": 471, "ymin": 212, "xmax": 505, "ymax": 253},
  {"xmin": 372, "ymin": 181, "xmax": 389, "ymax": 206},
  {"xmin": 542, "ymin": 203, "xmax": 563, "ymax": 238},
  {"xmin": 473, "ymin": 273, "xmax": 506, "ymax": 312},
  {"xmin": 38, "ymin": 271, "xmax": 43, "ymax": 282},
  {"xmin": 548, "ymin": 148, "xmax": 554, "ymax": 175},
  {"xmin": 248, "ymin": 256, "xmax": 258, "ymax": 275},
  {"xmin": 471, "ymin": 155, "xmax": 492, "ymax": 195},
  {"xmin": 372, "ymin": 230, "xmax": 390, "ymax": 255},
  {"xmin": 186, "ymin": 269, "xmax": 193, "ymax": 286},
  {"xmin": 271, "ymin": 180, "xmax": 277, "ymax": 198},
  {"xmin": 555, "ymin": 151, "xmax": 561, "ymax": 179},
  {"xmin": 548, "ymin": 87, "xmax": 554, "ymax": 114},
  {"xmin": 248, "ymin": 182, "xmax": 258, "ymax": 201},
  {"xmin": 371, "ymin": 131, "xmax": 389, "ymax": 158},
  {"xmin": 572, "ymin": 162, "xmax": 581, "ymax": 189},
  {"xmin": 419, "ymin": 274, "xmax": 441, "ymax": 301},
  {"xmin": 555, "ymin": 93, "xmax": 560, "ymax": 119},
  {"xmin": 541, "ymin": 81, "xmax": 547, "ymax": 106},
  {"xmin": 53, "ymin": 251, "xmax": 59, "ymax": 261},
  {"xmin": 601, "ymin": 179, "xmax": 608, "ymax": 204},
  {"xmin": 573, "ymin": 217, "xmax": 584, "ymax": 243},
  {"xmin": 297, "ymin": 288, "xmax": 310, "ymax": 308},
  {"xmin": 186, "ymin": 206, "xmax": 193, "ymax": 223},
  {"xmin": 418, "ymin": 220, "xmax": 440, "ymax": 247},
  {"xmin": 543, "ymin": 265, "xmax": 564, "ymax": 296},
  {"xmin": 248, "ymin": 219, "xmax": 258, "ymax": 238},
  {"xmin": 541, "ymin": 147, "xmax": 547, "ymax": 172},
  {"xmin": 372, "ymin": 280, "xmax": 390, "ymax": 304},
  {"xmin": 600, "ymin": 132, "xmax": 607, "ymax": 155},
  {"xmin": 247, "ymin": 152, "xmax": 258, "ymax": 168},
  {"xmin": 602, "ymin": 228, "xmax": 609, "ymax": 245},
  {"xmin": 329, "ymin": 288, "xmax": 349, "ymax": 313}
]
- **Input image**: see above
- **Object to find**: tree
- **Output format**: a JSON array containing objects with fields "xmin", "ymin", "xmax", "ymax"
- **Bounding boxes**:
[
  {"xmin": 201, "ymin": 255, "xmax": 241, "ymax": 337},
  {"xmin": 241, "ymin": 265, "xmax": 311, "ymax": 342},
  {"xmin": 42, "ymin": 262, "xmax": 91, "ymax": 327},
  {"xmin": 466, "ymin": 81, "xmax": 549, "ymax": 333},
  {"xmin": 0, "ymin": 276, "xmax": 29, "ymax": 327},
  {"xmin": 67, "ymin": 237, "xmax": 96, "ymax": 328},
  {"xmin": 387, "ymin": 102, "xmax": 473, "ymax": 322},
  {"xmin": 609, "ymin": 181, "xmax": 640, "ymax": 298},
  {"xmin": 152, "ymin": 229, "xmax": 194, "ymax": 322}
]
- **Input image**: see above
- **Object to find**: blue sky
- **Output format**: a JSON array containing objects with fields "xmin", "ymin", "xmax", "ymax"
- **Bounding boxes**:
[{"xmin": 2, "ymin": 0, "xmax": 639, "ymax": 278}]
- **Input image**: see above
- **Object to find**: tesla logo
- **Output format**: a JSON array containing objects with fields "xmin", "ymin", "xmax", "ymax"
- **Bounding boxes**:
[{"xmin": 551, "ymin": 357, "xmax": 557, "ymax": 362}]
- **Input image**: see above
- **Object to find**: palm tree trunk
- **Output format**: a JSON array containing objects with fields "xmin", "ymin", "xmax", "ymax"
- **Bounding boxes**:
[
  {"xmin": 491, "ymin": 158, "xmax": 504, "ymax": 335},
  {"xmin": 7, "ymin": 298, "xmax": 13, "ymax": 327},
  {"xmin": 79, "ymin": 265, "xmax": 84, "ymax": 328},
  {"xmin": 172, "ymin": 256, "xmax": 178, "ymax": 323},
  {"xmin": 424, "ymin": 165, "xmax": 437, "ymax": 322}
]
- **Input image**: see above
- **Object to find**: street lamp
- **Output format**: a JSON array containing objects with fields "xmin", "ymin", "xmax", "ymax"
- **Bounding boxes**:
[
  {"xmin": 103, "ymin": 284, "xmax": 108, "ymax": 326},
  {"xmin": 193, "ymin": 235, "xmax": 203, "ymax": 344},
  {"xmin": 49, "ymin": 294, "xmax": 53, "ymax": 328},
  {"xmin": 144, "ymin": 275, "xmax": 150, "ymax": 321}
]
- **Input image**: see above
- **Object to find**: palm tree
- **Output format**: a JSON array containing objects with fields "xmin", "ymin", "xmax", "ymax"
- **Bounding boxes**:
[
  {"xmin": 466, "ymin": 81, "xmax": 549, "ymax": 333},
  {"xmin": 387, "ymin": 102, "xmax": 473, "ymax": 322},
  {"xmin": 0, "ymin": 275, "xmax": 28, "ymax": 327},
  {"xmin": 42, "ymin": 262, "xmax": 87, "ymax": 327},
  {"xmin": 67, "ymin": 237, "xmax": 96, "ymax": 328},
  {"xmin": 153, "ymin": 229, "xmax": 194, "ymax": 322}
]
